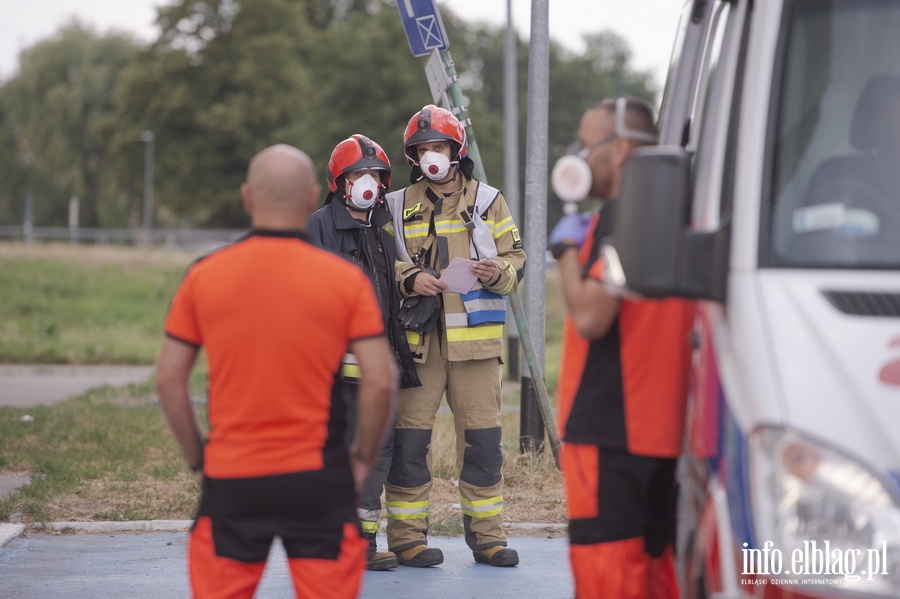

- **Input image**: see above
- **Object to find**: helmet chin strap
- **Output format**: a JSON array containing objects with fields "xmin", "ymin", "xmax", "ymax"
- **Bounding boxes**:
[
  {"xmin": 342, "ymin": 194, "xmax": 374, "ymax": 214},
  {"xmin": 431, "ymin": 163, "xmax": 460, "ymax": 187}
]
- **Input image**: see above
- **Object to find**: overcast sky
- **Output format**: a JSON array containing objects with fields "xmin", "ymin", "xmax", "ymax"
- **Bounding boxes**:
[{"xmin": 0, "ymin": 1, "xmax": 685, "ymax": 88}]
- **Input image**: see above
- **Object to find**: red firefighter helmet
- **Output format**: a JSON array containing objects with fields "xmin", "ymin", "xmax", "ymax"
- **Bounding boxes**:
[
  {"xmin": 326, "ymin": 134, "xmax": 392, "ymax": 193},
  {"xmin": 402, "ymin": 105, "xmax": 468, "ymax": 165}
]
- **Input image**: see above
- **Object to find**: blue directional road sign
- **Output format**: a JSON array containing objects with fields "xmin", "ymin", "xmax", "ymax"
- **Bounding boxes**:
[{"xmin": 396, "ymin": 0, "xmax": 449, "ymax": 57}]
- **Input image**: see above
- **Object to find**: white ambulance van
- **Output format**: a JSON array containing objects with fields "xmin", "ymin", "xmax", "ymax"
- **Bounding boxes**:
[{"xmin": 604, "ymin": 0, "xmax": 900, "ymax": 597}]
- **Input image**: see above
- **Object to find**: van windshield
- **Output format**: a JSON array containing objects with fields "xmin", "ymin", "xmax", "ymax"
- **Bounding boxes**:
[{"xmin": 768, "ymin": 0, "xmax": 900, "ymax": 269}]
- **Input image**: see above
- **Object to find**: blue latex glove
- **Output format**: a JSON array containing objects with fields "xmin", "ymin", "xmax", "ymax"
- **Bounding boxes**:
[{"xmin": 549, "ymin": 213, "xmax": 592, "ymax": 247}]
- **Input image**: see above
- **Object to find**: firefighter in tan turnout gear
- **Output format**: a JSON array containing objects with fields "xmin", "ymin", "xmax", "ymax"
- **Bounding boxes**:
[{"xmin": 384, "ymin": 105, "xmax": 526, "ymax": 568}]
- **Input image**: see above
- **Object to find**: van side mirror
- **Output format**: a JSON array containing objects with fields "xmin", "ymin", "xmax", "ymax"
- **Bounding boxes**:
[{"xmin": 602, "ymin": 146, "xmax": 727, "ymax": 302}]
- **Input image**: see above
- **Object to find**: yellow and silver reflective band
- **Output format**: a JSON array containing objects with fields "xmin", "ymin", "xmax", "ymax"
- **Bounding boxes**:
[
  {"xmin": 359, "ymin": 517, "xmax": 380, "ymax": 534},
  {"xmin": 385, "ymin": 499, "xmax": 430, "ymax": 521},
  {"xmin": 491, "ymin": 216, "xmax": 517, "ymax": 238},
  {"xmin": 384, "ymin": 221, "xmax": 395, "ymax": 237},
  {"xmin": 360, "ymin": 520, "xmax": 379, "ymax": 534},
  {"xmin": 461, "ymin": 496, "xmax": 504, "ymax": 518},
  {"xmin": 446, "ymin": 324, "xmax": 504, "ymax": 342},
  {"xmin": 444, "ymin": 313, "xmax": 468, "ymax": 328},
  {"xmin": 403, "ymin": 222, "xmax": 430, "ymax": 239},
  {"xmin": 341, "ymin": 353, "xmax": 360, "ymax": 380},
  {"xmin": 359, "ymin": 507, "xmax": 381, "ymax": 522},
  {"xmin": 434, "ymin": 219, "xmax": 468, "ymax": 235}
]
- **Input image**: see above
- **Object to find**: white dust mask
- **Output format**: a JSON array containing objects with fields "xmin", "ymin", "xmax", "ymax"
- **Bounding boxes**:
[
  {"xmin": 419, "ymin": 151, "xmax": 452, "ymax": 181},
  {"xmin": 347, "ymin": 174, "xmax": 380, "ymax": 210}
]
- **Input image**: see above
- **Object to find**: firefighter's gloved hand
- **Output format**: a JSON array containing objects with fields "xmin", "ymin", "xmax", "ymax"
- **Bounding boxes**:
[
  {"xmin": 549, "ymin": 213, "xmax": 592, "ymax": 247},
  {"xmin": 397, "ymin": 295, "xmax": 440, "ymax": 333}
]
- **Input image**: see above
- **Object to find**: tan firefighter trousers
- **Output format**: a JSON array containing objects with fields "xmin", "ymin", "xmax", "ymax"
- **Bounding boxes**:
[{"xmin": 384, "ymin": 332, "xmax": 507, "ymax": 552}]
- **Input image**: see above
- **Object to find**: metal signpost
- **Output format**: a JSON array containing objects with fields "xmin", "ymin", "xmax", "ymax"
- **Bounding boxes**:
[
  {"xmin": 397, "ymin": 2, "xmax": 559, "ymax": 465},
  {"xmin": 396, "ymin": 0, "xmax": 449, "ymax": 57}
]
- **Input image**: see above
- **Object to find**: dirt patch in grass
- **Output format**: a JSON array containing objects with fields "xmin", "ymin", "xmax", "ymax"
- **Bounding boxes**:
[
  {"xmin": 429, "ymin": 484, "xmax": 567, "ymax": 539},
  {"xmin": 426, "ymin": 449, "xmax": 567, "ymax": 540},
  {"xmin": 7, "ymin": 449, "xmax": 567, "ymax": 535},
  {"xmin": 44, "ymin": 475, "xmax": 199, "ymax": 522}
]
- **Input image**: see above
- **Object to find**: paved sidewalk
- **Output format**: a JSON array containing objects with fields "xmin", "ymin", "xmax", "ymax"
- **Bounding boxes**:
[
  {"xmin": 0, "ymin": 526, "xmax": 572, "ymax": 598},
  {"xmin": 0, "ymin": 364, "xmax": 154, "ymax": 408}
]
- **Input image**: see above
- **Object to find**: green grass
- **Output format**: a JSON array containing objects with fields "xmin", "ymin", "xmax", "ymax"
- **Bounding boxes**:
[
  {"xmin": 0, "ymin": 242, "xmax": 566, "ymax": 377},
  {"xmin": 0, "ymin": 243, "xmax": 195, "ymax": 364},
  {"xmin": 0, "ymin": 379, "xmax": 204, "ymax": 523},
  {"xmin": 0, "ymin": 241, "xmax": 568, "ymax": 526}
]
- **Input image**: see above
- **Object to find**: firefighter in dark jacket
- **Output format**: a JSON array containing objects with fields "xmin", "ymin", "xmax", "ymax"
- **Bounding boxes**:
[{"xmin": 307, "ymin": 134, "xmax": 420, "ymax": 572}]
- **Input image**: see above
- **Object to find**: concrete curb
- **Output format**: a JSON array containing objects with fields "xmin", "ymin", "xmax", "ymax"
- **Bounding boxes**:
[
  {"xmin": 0, "ymin": 523, "xmax": 25, "ymax": 548},
  {"xmin": 0, "ymin": 519, "xmax": 564, "ymax": 556},
  {"xmin": 508, "ymin": 522, "xmax": 566, "ymax": 531},
  {"xmin": 36, "ymin": 520, "xmax": 193, "ymax": 534},
  {"xmin": 1, "ymin": 519, "xmax": 562, "ymax": 541}
]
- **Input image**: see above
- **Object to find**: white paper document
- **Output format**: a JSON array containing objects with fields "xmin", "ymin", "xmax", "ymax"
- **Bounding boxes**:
[{"xmin": 440, "ymin": 257, "xmax": 480, "ymax": 294}]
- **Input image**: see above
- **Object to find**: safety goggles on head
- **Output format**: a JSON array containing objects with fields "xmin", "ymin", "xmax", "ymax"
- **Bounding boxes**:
[
  {"xmin": 551, "ymin": 97, "xmax": 657, "ymax": 204},
  {"xmin": 565, "ymin": 97, "xmax": 658, "ymax": 158},
  {"xmin": 564, "ymin": 133, "xmax": 617, "ymax": 160},
  {"xmin": 611, "ymin": 96, "xmax": 658, "ymax": 143}
]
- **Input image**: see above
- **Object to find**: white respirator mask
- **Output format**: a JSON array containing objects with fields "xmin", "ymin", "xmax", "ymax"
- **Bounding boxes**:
[
  {"xmin": 551, "ymin": 151, "xmax": 595, "ymax": 208},
  {"xmin": 419, "ymin": 151, "xmax": 452, "ymax": 181},
  {"xmin": 347, "ymin": 173, "xmax": 380, "ymax": 210}
]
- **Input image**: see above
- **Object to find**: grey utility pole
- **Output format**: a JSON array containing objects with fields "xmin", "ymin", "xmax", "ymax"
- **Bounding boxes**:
[
  {"xmin": 520, "ymin": 0, "xmax": 550, "ymax": 453},
  {"xmin": 503, "ymin": 0, "xmax": 521, "ymax": 380}
]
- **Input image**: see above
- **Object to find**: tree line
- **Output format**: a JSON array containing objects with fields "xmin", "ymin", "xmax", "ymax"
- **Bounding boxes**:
[{"xmin": 0, "ymin": 0, "xmax": 656, "ymax": 231}]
